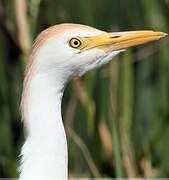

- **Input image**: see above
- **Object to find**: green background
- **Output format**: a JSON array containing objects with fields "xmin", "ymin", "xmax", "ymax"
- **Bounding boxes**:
[{"xmin": 0, "ymin": 0, "xmax": 169, "ymax": 178}]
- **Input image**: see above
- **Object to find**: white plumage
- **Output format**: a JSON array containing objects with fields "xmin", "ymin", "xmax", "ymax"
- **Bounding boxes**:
[{"xmin": 19, "ymin": 23, "xmax": 166, "ymax": 180}]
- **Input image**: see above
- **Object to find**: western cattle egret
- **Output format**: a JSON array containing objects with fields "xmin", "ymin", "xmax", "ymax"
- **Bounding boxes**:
[{"xmin": 19, "ymin": 23, "xmax": 167, "ymax": 180}]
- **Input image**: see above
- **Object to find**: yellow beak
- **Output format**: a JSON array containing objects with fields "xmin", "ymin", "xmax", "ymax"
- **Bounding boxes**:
[{"xmin": 82, "ymin": 31, "xmax": 167, "ymax": 52}]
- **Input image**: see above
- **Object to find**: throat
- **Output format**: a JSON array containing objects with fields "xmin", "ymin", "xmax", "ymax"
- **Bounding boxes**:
[{"xmin": 20, "ymin": 74, "xmax": 68, "ymax": 180}]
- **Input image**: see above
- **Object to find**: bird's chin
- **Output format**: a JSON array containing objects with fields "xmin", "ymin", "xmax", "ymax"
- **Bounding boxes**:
[
  {"xmin": 96, "ymin": 49, "xmax": 125, "ymax": 66},
  {"xmin": 78, "ymin": 49, "xmax": 124, "ymax": 77}
]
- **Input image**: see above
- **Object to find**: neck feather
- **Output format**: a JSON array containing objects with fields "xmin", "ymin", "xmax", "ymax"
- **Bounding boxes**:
[{"xmin": 20, "ymin": 70, "xmax": 68, "ymax": 180}]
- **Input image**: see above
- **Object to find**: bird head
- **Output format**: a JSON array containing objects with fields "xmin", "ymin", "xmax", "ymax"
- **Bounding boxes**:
[{"xmin": 29, "ymin": 23, "xmax": 167, "ymax": 83}]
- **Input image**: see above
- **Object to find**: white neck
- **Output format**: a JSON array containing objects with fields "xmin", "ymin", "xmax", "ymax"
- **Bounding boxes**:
[{"xmin": 20, "ymin": 70, "xmax": 68, "ymax": 180}]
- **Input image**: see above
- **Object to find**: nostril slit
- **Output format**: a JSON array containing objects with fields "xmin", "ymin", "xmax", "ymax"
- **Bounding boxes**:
[{"xmin": 110, "ymin": 35, "xmax": 121, "ymax": 38}]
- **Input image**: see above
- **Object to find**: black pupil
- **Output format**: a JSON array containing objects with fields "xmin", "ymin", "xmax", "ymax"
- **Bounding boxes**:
[{"xmin": 74, "ymin": 40, "xmax": 79, "ymax": 45}]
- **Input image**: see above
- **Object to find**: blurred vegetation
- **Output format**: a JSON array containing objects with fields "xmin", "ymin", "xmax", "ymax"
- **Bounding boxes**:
[{"xmin": 0, "ymin": 0, "xmax": 169, "ymax": 178}]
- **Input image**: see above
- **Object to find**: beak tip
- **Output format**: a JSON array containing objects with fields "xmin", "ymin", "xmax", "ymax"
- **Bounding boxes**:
[
  {"xmin": 153, "ymin": 31, "xmax": 168, "ymax": 41},
  {"xmin": 159, "ymin": 32, "xmax": 168, "ymax": 38}
]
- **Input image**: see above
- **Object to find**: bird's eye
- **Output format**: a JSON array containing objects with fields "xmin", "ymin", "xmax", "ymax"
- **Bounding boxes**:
[{"xmin": 69, "ymin": 37, "xmax": 83, "ymax": 49}]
